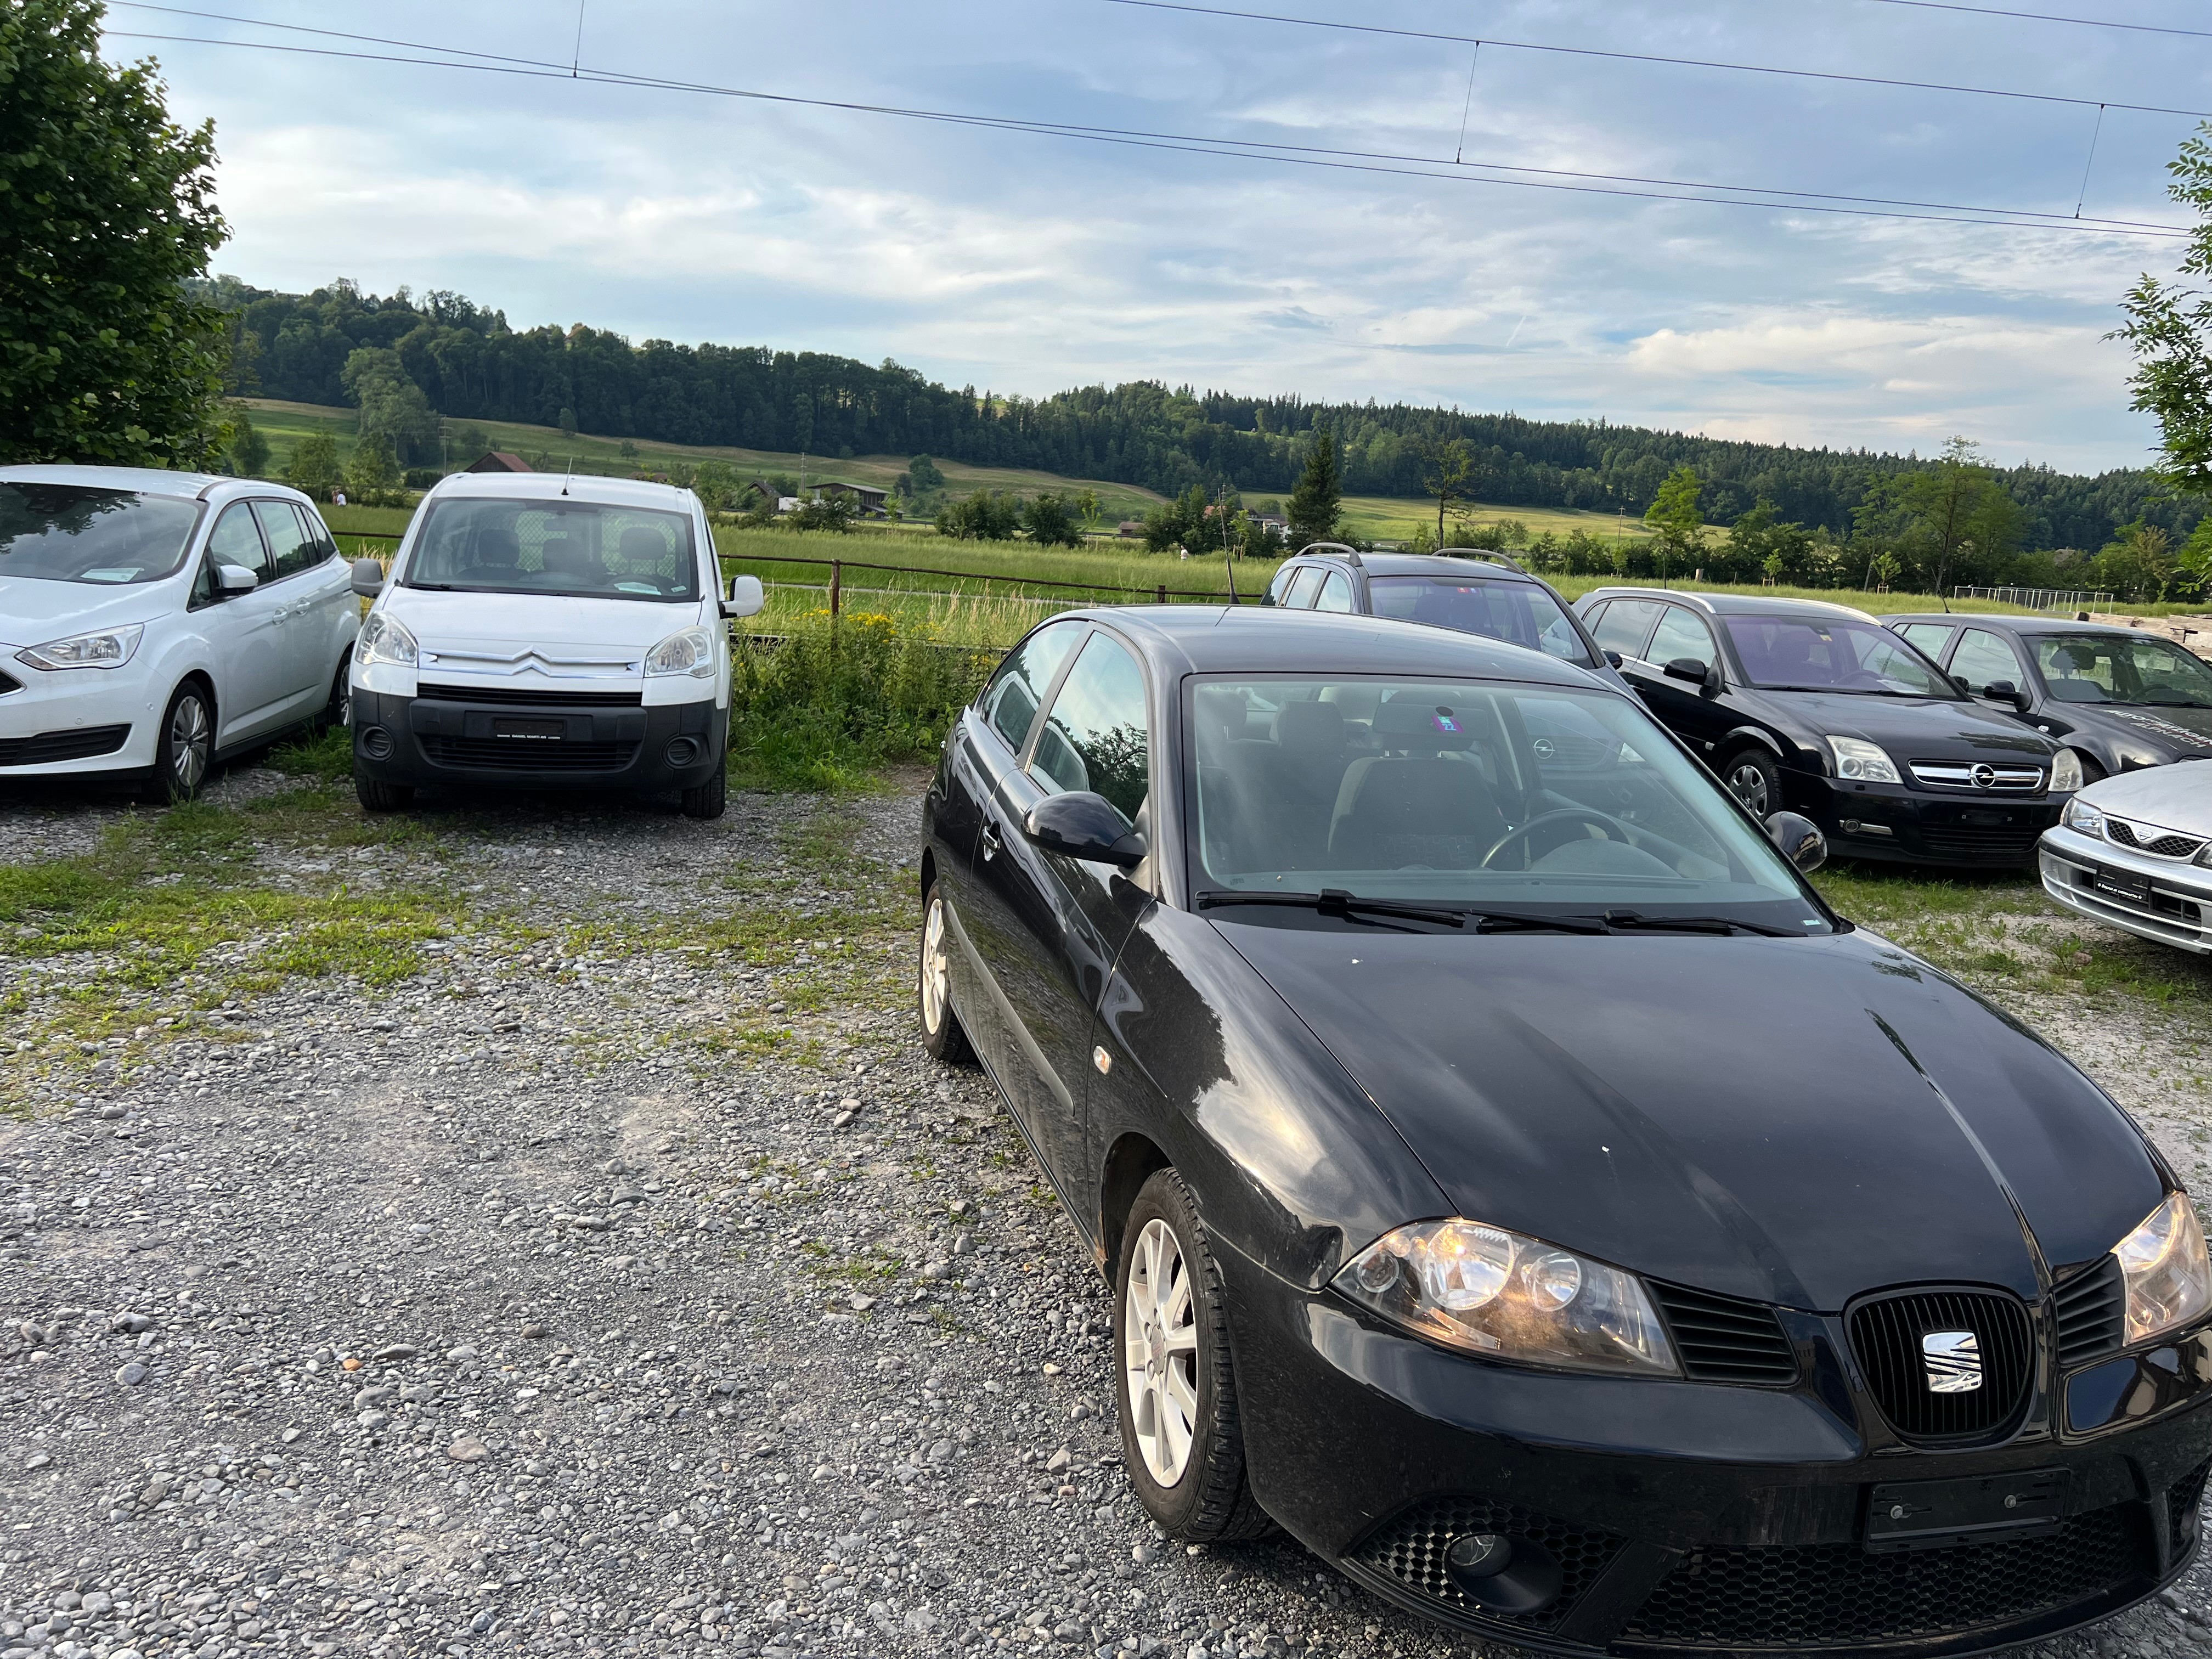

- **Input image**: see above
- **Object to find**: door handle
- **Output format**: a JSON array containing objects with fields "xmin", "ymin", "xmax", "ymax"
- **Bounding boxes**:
[{"xmin": 981, "ymin": 820, "xmax": 1002, "ymax": 862}]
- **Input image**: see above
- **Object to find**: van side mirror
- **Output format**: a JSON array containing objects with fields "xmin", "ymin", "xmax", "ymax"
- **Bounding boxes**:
[
  {"xmin": 1664, "ymin": 657, "xmax": 1722, "ymax": 697},
  {"xmin": 721, "ymin": 574, "xmax": 764, "ymax": 620},
  {"xmin": 349, "ymin": 557, "xmax": 385, "ymax": 598},
  {"xmin": 1024, "ymin": 792, "xmax": 1147, "ymax": 867},
  {"xmin": 1765, "ymin": 811, "xmax": 1827, "ymax": 873},
  {"xmin": 216, "ymin": 563, "xmax": 259, "ymax": 596}
]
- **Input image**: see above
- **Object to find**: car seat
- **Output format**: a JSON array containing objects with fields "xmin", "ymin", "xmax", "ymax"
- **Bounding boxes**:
[{"xmin": 1328, "ymin": 700, "xmax": 1509, "ymax": 868}]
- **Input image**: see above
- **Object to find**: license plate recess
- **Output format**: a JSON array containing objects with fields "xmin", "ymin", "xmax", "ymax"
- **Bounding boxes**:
[{"xmin": 1864, "ymin": 1468, "xmax": 2069, "ymax": 1553}]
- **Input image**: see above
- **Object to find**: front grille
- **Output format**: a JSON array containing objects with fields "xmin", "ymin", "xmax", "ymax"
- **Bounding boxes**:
[
  {"xmin": 2053, "ymin": 1256, "xmax": 2126, "ymax": 1370},
  {"xmin": 1917, "ymin": 823, "xmax": 2042, "ymax": 859},
  {"xmin": 0, "ymin": 724, "xmax": 131, "ymax": 766},
  {"xmin": 1847, "ymin": 1288, "xmax": 2033, "ymax": 1441},
  {"xmin": 419, "ymin": 736, "xmax": 639, "ymax": 774},
  {"xmin": 1908, "ymin": 760, "xmax": 2045, "ymax": 791},
  {"xmin": 417, "ymin": 681, "xmax": 642, "ymax": 708},
  {"xmin": 0, "ymin": 668, "xmax": 20, "ymax": 696},
  {"xmin": 2106, "ymin": 818, "xmax": 2207, "ymax": 861},
  {"xmin": 1353, "ymin": 1495, "xmax": 1624, "ymax": 1630},
  {"xmin": 2171, "ymin": 1458, "xmax": 2210, "ymax": 1549},
  {"xmin": 1619, "ymin": 1500, "xmax": 2152, "ymax": 1649},
  {"xmin": 1649, "ymin": 1282, "xmax": 1798, "ymax": 1384}
]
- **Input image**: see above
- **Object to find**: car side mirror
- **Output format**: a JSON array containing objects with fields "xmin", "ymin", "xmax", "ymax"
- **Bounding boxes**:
[
  {"xmin": 1981, "ymin": 679, "xmax": 2030, "ymax": 713},
  {"xmin": 1951, "ymin": 674, "xmax": 1971, "ymax": 696},
  {"xmin": 1664, "ymin": 657, "xmax": 1722, "ymax": 697},
  {"xmin": 1024, "ymin": 792, "xmax": 1147, "ymax": 867},
  {"xmin": 720, "ymin": 574, "xmax": 764, "ymax": 620},
  {"xmin": 1765, "ymin": 810, "xmax": 1827, "ymax": 873},
  {"xmin": 349, "ymin": 557, "xmax": 385, "ymax": 598},
  {"xmin": 216, "ymin": 563, "xmax": 259, "ymax": 596},
  {"xmin": 1602, "ymin": 650, "xmax": 1623, "ymax": 669}
]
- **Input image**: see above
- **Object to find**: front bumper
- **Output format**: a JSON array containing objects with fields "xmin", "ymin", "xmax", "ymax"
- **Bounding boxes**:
[
  {"xmin": 1220, "ymin": 1242, "xmax": 2212, "ymax": 1657},
  {"xmin": 2040, "ymin": 825, "xmax": 2212, "ymax": 954},
  {"xmin": 1791, "ymin": 771, "xmax": 2062, "ymax": 868},
  {"xmin": 351, "ymin": 689, "xmax": 726, "ymax": 793},
  {"xmin": 0, "ymin": 656, "xmax": 160, "ymax": 777}
]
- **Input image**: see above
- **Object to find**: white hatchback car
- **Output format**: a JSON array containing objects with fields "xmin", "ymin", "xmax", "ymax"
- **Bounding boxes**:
[
  {"xmin": 347, "ymin": 471, "xmax": 762, "ymax": 819},
  {"xmin": 0, "ymin": 466, "xmax": 360, "ymax": 800}
]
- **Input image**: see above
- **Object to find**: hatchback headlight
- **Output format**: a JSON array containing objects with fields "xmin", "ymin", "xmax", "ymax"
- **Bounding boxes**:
[
  {"xmin": 1826, "ymin": 736, "xmax": 1900, "ymax": 784},
  {"xmin": 2113, "ymin": 1192, "xmax": 2211, "ymax": 1346},
  {"xmin": 2049, "ymin": 748, "xmax": 2085, "ymax": 793},
  {"xmin": 16, "ymin": 623, "xmax": 144, "ymax": 672},
  {"xmin": 1335, "ymin": 1218, "xmax": 1678, "ymax": 1376},
  {"xmin": 645, "ymin": 625, "xmax": 716, "ymax": 679},
  {"xmin": 2063, "ymin": 797, "xmax": 2106, "ymax": 838},
  {"xmin": 354, "ymin": 612, "xmax": 418, "ymax": 668}
]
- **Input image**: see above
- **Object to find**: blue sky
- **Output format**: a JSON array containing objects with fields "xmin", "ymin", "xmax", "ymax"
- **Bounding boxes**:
[{"xmin": 101, "ymin": 0, "xmax": 2212, "ymax": 473}]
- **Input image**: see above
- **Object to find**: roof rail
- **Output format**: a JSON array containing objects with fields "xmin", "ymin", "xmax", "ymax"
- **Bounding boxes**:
[
  {"xmin": 1302, "ymin": 541, "xmax": 1362, "ymax": 567},
  {"xmin": 1436, "ymin": 548, "xmax": 1528, "ymax": 575}
]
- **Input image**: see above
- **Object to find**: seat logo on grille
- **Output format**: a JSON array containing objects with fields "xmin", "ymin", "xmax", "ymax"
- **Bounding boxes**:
[
  {"xmin": 1921, "ymin": 1329, "xmax": 1983, "ymax": 1392},
  {"xmin": 1970, "ymin": 763, "xmax": 1997, "ymax": 789}
]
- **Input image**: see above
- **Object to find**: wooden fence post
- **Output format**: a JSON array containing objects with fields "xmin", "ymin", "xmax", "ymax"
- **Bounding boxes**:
[
  {"xmin": 1155, "ymin": 584, "xmax": 1167, "ymax": 605},
  {"xmin": 831, "ymin": 561, "xmax": 842, "ymax": 618}
]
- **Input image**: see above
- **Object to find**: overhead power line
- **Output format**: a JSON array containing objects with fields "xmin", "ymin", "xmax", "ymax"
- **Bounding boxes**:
[
  {"xmin": 1860, "ymin": 0, "xmax": 2212, "ymax": 41},
  {"xmin": 99, "ymin": 13, "xmax": 2188, "ymax": 239},
  {"xmin": 1096, "ymin": 0, "xmax": 2212, "ymax": 120}
]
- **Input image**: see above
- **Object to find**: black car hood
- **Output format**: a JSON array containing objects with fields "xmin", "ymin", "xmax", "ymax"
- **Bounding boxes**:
[
  {"xmin": 1215, "ymin": 922, "xmax": 2163, "ymax": 1310},
  {"xmin": 2088, "ymin": 703, "xmax": 2212, "ymax": 756},
  {"xmin": 1767, "ymin": 690, "xmax": 2056, "ymax": 761}
]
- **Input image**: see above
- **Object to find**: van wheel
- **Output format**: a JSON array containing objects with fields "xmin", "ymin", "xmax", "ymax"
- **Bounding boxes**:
[
  {"xmin": 680, "ymin": 767, "xmax": 727, "ymax": 820},
  {"xmin": 356, "ymin": 772, "xmax": 414, "ymax": 812},
  {"xmin": 141, "ymin": 682, "xmax": 214, "ymax": 804},
  {"xmin": 1720, "ymin": 747, "xmax": 1783, "ymax": 817}
]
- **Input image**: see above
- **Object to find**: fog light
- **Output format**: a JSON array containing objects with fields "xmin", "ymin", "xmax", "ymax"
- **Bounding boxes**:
[
  {"xmin": 360, "ymin": 726, "xmax": 393, "ymax": 759},
  {"xmin": 665, "ymin": 736, "xmax": 700, "ymax": 767},
  {"xmin": 1443, "ymin": 1534, "xmax": 1562, "ymax": 1614},
  {"xmin": 1446, "ymin": 1534, "xmax": 1511, "ymax": 1579}
]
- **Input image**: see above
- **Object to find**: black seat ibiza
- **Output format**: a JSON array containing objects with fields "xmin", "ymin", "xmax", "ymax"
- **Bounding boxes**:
[{"xmin": 917, "ymin": 605, "xmax": 2209, "ymax": 1655}]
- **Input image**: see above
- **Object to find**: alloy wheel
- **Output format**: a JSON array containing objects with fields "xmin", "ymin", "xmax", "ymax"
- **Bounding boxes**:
[
  {"xmin": 919, "ymin": 894, "xmax": 951, "ymax": 1034},
  {"xmin": 170, "ymin": 695, "xmax": 211, "ymax": 793},
  {"xmin": 1726, "ymin": 761, "xmax": 1769, "ymax": 815},
  {"xmin": 1124, "ymin": 1217, "xmax": 1200, "ymax": 1487}
]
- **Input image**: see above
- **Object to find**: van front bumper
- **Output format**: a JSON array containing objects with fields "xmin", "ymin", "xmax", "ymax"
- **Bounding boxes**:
[{"xmin": 351, "ymin": 689, "xmax": 725, "ymax": 792}]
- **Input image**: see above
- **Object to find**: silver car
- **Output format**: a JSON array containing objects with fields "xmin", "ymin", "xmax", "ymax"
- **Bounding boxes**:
[{"xmin": 2039, "ymin": 763, "xmax": 2212, "ymax": 952}]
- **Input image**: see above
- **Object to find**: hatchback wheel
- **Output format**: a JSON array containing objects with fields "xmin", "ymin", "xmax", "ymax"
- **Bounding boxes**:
[
  {"xmin": 142, "ymin": 683, "xmax": 213, "ymax": 804},
  {"xmin": 312, "ymin": 661, "xmax": 351, "ymax": 733},
  {"xmin": 1113, "ymin": 1170, "xmax": 1272, "ymax": 1542},
  {"xmin": 916, "ymin": 883, "xmax": 974, "ymax": 1064},
  {"xmin": 1722, "ymin": 747, "xmax": 1782, "ymax": 817}
]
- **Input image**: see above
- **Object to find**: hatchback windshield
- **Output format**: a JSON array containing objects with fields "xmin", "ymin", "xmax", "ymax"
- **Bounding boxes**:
[
  {"xmin": 403, "ymin": 498, "xmax": 700, "ymax": 602},
  {"xmin": 1189, "ymin": 676, "xmax": 1823, "ymax": 927},
  {"xmin": 1367, "ymin": 575, "xmax": 1596, "ymax": 667},
  {"xmin": 1724, "ymin": 615, "xmax": 1955, "ymax": 697},
  {"xmin": 2032, "ymin": 634, "xmax": 2212, "ymax": 708},
  {"xmin": 0, "ymin": 483, "xmax": 201, "ymax": 585}
]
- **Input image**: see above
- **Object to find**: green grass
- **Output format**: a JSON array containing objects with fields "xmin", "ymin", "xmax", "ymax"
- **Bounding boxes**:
[{"xmin": 1340, "ymin": 495, "xmax": 1658, "ymax": 544}]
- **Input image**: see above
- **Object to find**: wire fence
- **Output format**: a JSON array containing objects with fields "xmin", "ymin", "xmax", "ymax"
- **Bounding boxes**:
[{"xmin": 1952, "ymin": 585, "xmax": 2115, "ymax": 613}]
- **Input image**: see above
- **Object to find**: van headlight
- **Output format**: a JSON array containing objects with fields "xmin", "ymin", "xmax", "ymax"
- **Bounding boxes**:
[
  {"xmin": 1825, "ymin": 736, "xmax": 1900, "ymax": 784},
  {"xmin": 2063, "ymin": 797, "xmax": 2106, "ymax": 838},
  {"xmin": 2050, "ymin": 748, "xmax": 2085, "ymax": 793},
  {"xmin": 2113, "ymin": 1192, "xmax": 2212, "ymax": 1346},
  {"xmin": 354, "ymin": 612, "xmax": 418, "ymax": 668},
  {"xmin": 16, "ymin": 623, "xmax": 144, "ymax": 671},
  {"xmin": 645, "ymin": 625, "xmax": 716, "ymax": 679},
  {"xmin": 1336, "ymin": 1218, "xmax": 1678, "ymax": 1376}
]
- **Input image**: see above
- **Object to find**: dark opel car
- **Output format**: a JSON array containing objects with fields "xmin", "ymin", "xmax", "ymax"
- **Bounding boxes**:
[
  {"xmin": 1885, "ymin": 612, "xmax": 2212, "ymax": 780},
  {"xmin": 918, "ymin": 606, "xmax": 2210, "ymax": 1656},
  {"xmin": 1577, "ymin": 589, "xmax": 2076, "ymax": 868}
]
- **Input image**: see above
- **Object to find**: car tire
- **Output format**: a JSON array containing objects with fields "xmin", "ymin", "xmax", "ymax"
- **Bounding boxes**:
[
  {"xmin": 311, "ymin": 659, "xmax": 351, "ymax": 735},
  {"xmin": 140, "ymin": 681, "xmax": 215, "ymax": 804},
  {"xmin": 1113, "ymin": 1169, "xmax": 1273, "ymax": 1543},
  {"xmin": 916, "ymin": 882, "xmax": 975, "ymax": 1065},
  {"xmin": 1719, "ymin": 746, "xmax": 1784, "ymax": 817},
  {"xmin": 680, "ymin": 765, "xmax": 727, "ymax": 821},
  {"xmin": 355, "ymin": 771, "xmax": 414, "ymax": 813}
]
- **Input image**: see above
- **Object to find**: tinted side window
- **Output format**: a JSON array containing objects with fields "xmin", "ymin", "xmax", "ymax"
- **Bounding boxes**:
[
  {"xmin": 982, "ymin": 620, "xmax": 1085, "ymax": 756},
  {"xmin": 207, "ymin": 504, "xmax": 270, "ymax": 579},
  {"xmin": 1315, "ymin": 570, "xmax": 1355, "ymax": 613},
  {"xmin": 1029, "ymin": 633, "xmax": 1149, "ymax": 823},
  {"xmin": 1264, "ymin": 565, "xmax": 1297, "ymax": 606},
  {"xmin": 1647, "ymin": 606, "xmax": 1717, "ymax": 669},
  {"xmin": 1952, "ymin": 629, "xmax": 2023, "ymax": 692},
  {"xmin": 1897, "ymin": 623, "xmax": 1955, "ymax": 659},
  {"xmin": 254, "ymin": 501, "xmax": 320, "ymax": 579},
  {"xmin": 1591, "ymin": 599, "xmax": 1663, "ymax": 659},
  {"xmin": 1284, "ymin": 567, "xmax": 1325, "ymax": 608}
]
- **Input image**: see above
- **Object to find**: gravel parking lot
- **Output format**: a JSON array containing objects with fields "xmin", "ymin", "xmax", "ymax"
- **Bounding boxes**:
[{"xmin": 1, "ymin": 761, "xmax": 2207, "ymax": 1659}]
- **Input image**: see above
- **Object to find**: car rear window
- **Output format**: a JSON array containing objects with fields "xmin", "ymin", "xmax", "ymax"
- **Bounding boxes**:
[
  {"xmin": 0, "ymin": 483, "xmax": 202, "ymax": 585},
  {"xmin": 403, "ymin": 498, "xmax": 701, "ymax": 601},
  {"xmin": 1370, "ymin": 575, "xmax": 1596, "ymax": 667}
]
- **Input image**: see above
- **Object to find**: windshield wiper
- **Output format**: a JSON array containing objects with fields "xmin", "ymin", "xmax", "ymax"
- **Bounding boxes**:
[
  {"xmin": 1469, "ymin": 909, "xmax": 1611, "ymax": 935},
  {"xmin": 1596, "ymin": 911, "xmax": 1801, "ymax": 937},
  {"xmin": 1198, "ymin": 889, "xmax": 1465, "ymax": 928}
]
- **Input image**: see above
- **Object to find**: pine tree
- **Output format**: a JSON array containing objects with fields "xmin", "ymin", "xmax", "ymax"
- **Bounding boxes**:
[{"xmin": 1288, "ymin": 429, "xmax": 1342, "ymax": 548}]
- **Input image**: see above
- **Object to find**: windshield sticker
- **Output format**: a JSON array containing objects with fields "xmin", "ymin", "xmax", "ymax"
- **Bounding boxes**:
[{"xmin": 1431, "ymin": 709, "xmax": 1460, "ymax": 735}]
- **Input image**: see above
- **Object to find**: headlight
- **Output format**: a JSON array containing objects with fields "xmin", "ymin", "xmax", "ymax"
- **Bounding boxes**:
[
  {"xmin": 354, "ymin": 612, "xmax": 418, "ymax": 668},
  {"xmin": 645, "ymin": 625, "xmax": 716, "ymax": 679},
  {"xmin": 2113, "ymin": 1191, "xmax": 2211, "ymax": 1346},
  {"xmin": 2050, "ymin": 748, "xmax": 2084, "ymax": 793},
  {"xmin": 2063, "ymin": 797, "xmax": 2106, "ymax": 838},
  {"xmin": 1826, "ymin": 736, "xmax": 1900, "ymax": 785},
  {"xmin": 1335, "ymin": 1218, "xmax": 1677, "ymax": 1376},
  {"xmin": 16, "ymin": 623, "xmax": 144, "ymax": 672}
]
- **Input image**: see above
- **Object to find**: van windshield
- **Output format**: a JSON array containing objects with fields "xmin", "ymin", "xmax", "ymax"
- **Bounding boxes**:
[
  {"xmin": 403, "ymin": 499, "xmax": 701, "ymax": 602},
  {"xmin": 0, "ymin": 484, "xmax": 202, "ymax": 585}
]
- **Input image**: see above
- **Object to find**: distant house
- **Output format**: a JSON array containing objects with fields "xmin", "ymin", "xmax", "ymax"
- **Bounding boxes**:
[
  {"xmin": 465, "ymin": 452, "xmax": 532, "ymax": 473},
  {"xmin": 1116, "ymin": 520, "xmax": 1146, "ymax": 539},
  {"xmin": 815, "ymin": 481, "xmax": 889, "ymax": 515},
  {"xmin": 1251, "ymin": 515, "xmax": 1289, "ymax": 537}
]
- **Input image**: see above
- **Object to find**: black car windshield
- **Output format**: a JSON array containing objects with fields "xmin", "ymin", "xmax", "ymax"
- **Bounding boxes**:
[
  {"xmin": 1367, "ymin": 575, "xmax": 1597, "ymax": 668},
  {"xmin": 1724, "ymin": 615, "xmax": 1956, "ymax": 697},
  {"xmin": 403, "ymin": 498, "xmax": 700, "ymax": 601},
  {"xmin": 0, "ymin": 483, "xmax": 201, "ymax": 585},
  {"xmin": 1188, "ymin": 676, "xmax": 1825, "ymax": 928},
  {"xmin": 2032, "ymin": 633, "xmax": 2212, "ymax": 708}
]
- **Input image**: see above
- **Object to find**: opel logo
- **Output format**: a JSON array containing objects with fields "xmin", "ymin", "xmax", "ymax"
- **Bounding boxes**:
[
  {"xmin": 1969, "ymin": 763, "xmax": 1997, "ymax": 789},
  {"xmin": 1922, "ymin": 1329, "xmax": 1983, "ymax": 1393},
  {"xmin": 1532, "ymin": 738, "xmax": 1556, "ymax": 760}
]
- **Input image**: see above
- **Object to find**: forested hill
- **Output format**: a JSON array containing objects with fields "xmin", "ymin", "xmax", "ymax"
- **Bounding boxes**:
[{"xmin": 206, "ymin": 276, "xmax": 2191, "ymax": 551}]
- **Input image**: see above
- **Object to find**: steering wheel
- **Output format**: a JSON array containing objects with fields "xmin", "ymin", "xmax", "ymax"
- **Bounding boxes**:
[
  {"xmin": 1835, "ymin": 668, "xmax": 1889, "ymax": 690},
  {"xmin": 1483, "ymin": 806, "xmax": 1639, "ymax": 870}
]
